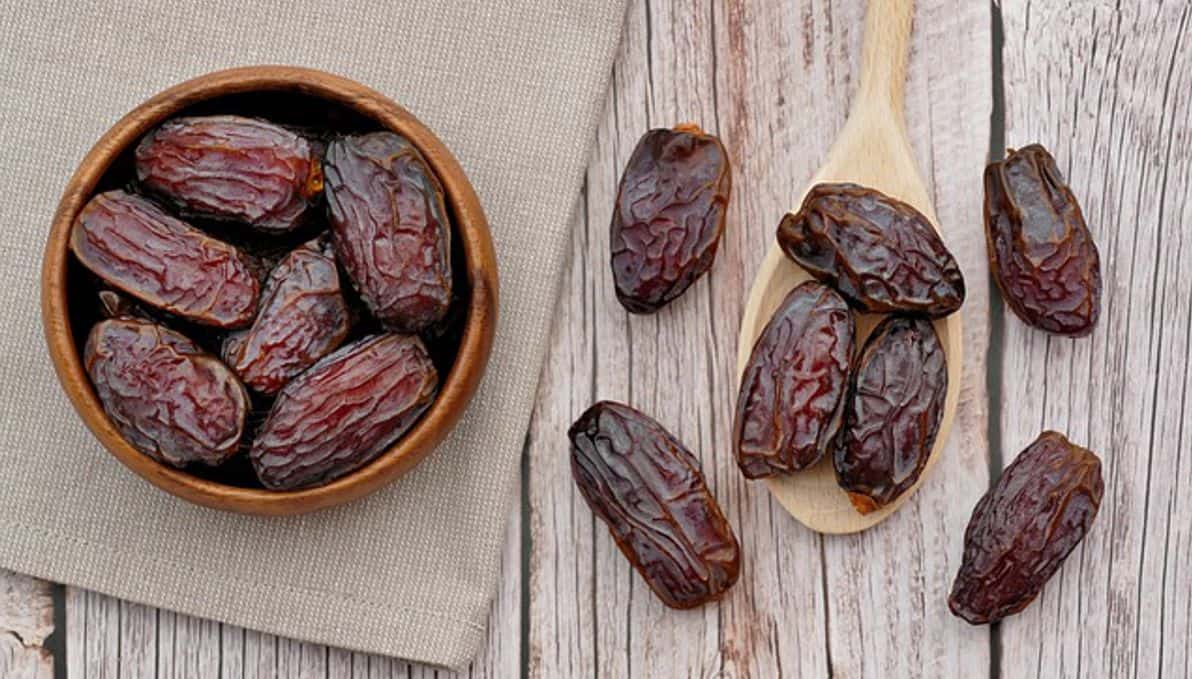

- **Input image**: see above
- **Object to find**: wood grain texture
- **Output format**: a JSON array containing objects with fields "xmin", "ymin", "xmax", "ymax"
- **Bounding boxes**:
[
  {"xmin": 997, "ymin": 1, "xmax": 1192, "ymax": 678},
  {"xmin": 0, "ymin": 570, "xmax": 53, "ymax": 679},
  {"xmin": 529, "ymin": 0, "xmax": 990, "ymax": 676},
  {"xmin": 16, "ymin": 1, "xmax": 1192, "ymax": 677}
]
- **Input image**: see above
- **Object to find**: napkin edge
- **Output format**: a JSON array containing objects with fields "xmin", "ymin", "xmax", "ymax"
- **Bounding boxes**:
[{"xmin": 0, "ymin": 519, "xmax": 484, "ymax": 669}]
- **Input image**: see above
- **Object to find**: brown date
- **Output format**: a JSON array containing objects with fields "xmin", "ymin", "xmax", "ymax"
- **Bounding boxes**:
[
  {"xmin": 949, "ymin": 431, "xmax": 1103, "ymax": 624},
  {"xmin": 85, "ymin": 317, "xmax": 249, "ymax": 467},
  {"xmin": 733, "ymin": 281, "xmax": 854, "ymax": 478},
  {"xmin": 324, "ymin": 132, "xmax": 452, "ymax": 332},
  {"xmin": 222, "ymin": 238, "xmax": 350, "ymax": 395},
  {"xmin": 984, "ymin": 144, "xmax": 1102, "ymax": 336},
  {"xmin": 835, "ymin": 315, "xmax": 947, "ymax": 514},
  {"xmin": 251, "ymin": 333, "xmax": 438, "ymax": 490},
  {"xmin": 70, "ymin": 190, "xmax": 260, "ymax": 328},
  {"xmin": 135, "ymin": 115, "xmax": 322, "ymax": 233},
  {"xmin": 777, "ymin": 183, "xmax": 965, "ymax": 317},
  {"xmin": 569, "ymin": 401, "xmax": 740, "ymax": 609},
  {"xmin": 610, "ymin": 124, "xmax": 731, "ymax": 314}
]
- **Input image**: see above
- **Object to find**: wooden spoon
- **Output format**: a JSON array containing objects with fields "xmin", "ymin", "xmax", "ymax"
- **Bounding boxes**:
[{"xmin": 736, "ymin": 0, "xmax": 963, "ymax": 534}]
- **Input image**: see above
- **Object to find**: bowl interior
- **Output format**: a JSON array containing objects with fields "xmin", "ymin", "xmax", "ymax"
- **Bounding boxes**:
[{"xmin": 46, "ymin": 68, "xmax": 495, "ymax": 514}]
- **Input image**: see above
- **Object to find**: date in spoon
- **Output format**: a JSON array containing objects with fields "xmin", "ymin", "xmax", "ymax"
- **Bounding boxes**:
[{"xmin": 736, "ymin": 0, "xmax": 964, "ymax": 535}]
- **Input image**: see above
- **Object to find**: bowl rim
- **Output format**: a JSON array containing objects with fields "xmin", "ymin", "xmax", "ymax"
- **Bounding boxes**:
[{"xmin": 41, "ymin": 65, "xmax": 499, "ymax": 516}]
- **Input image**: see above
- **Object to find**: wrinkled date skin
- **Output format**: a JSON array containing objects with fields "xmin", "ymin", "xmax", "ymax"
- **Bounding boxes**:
[
  {"xmin": 984, "ymin": 145, "xmax": 1102, "ymax": 336},
  {"xmin": 734, "ymin": 281, "xmax": 854, "ymax": 478},
  {"xmin": 85, "ymin": 317, "xmax": 249, "ymax": 467},
  {"xmin": 610, "ymin": 125, "xmax": 731, "ymax": 314},
  {"xmin": 569, "ymin": 401, "xmax": 741, "ymax": 609},
  {"xmin": 135, "ymin": 115, "xmax": 323, "ymax": 233},
  {"xmin": 222, "ymin": 238, "xmax": 349, "ymax": 395},
  {"xmin": 777, "ymin": 183, "xmax": 965, "ymax": 317},
  {"xmin": 949, "ymin": 431, "xmax": 1103, "ymax": 624},
  {"xmin": 71, "ymin": 190, "xmax": 260, "ymax": 328},
  {"xmin": 324, "ymin": 132, "xmax": 452, "ymax": 332},
  {"xmin": 251, "ymin": 334, "xmax": 438, "ymax": 490},
  {"xmin": 836, "ymin": 316, "xmax": 947, "ymax": 514}
]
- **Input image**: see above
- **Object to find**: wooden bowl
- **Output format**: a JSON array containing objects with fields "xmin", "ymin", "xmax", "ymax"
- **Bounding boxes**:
[{"xmin": 41, "ymin": 66, "xmax": 498, "ymax": 516}]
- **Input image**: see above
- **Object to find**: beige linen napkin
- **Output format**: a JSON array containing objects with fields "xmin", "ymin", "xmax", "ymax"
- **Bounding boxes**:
[{"xmin": 0, "ymin": 0, "xmax": 626, "ymax": 668}]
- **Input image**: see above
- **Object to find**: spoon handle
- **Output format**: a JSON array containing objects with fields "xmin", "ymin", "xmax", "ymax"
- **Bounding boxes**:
[{"xmin": 857, "ymin": 0, "xmax": 915, "ymax": 116}]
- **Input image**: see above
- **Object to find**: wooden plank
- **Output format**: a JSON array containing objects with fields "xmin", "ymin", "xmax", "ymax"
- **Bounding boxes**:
[
  {"xmin": 528, "ymin": 0, "xmax": 992, "ymax": 676},
  {"xmin": 0, "ymin": 570, "xmax": 53, "ymax": 679},
  {"xmin": 118, "ymin": 601, "xmax": 156, "ymax": 678},
  {"xmin": 819, "ymin": 0, "xmax": 994, "ymax": 675},
  {"xmin": 997, "ymin": 1, "xmax": 1192, "ymax": 678},
  {"xmin": 63, "ymin": 490, "xmax": 522, "ymax": 677},
  {"xmin": 241, "ymin": 630, "xmax": 279, "ymax": 678}
]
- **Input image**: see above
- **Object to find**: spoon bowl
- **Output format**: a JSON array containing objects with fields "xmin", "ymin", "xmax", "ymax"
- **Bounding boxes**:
[{"xmin": 736, "ymin": 0, "xmax": 963, "ymax": 534}]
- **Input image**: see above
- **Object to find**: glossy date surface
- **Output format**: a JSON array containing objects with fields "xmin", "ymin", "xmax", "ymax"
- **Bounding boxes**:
[
  {"xmin": 610, "ymin": 124, "xmax": 731, "ymax": 314},
  {"xmin": 85, "ymin": 317, "xmax": 248, "ymax": 467},
  {"xmin": 135, "ymin": 115, "xmax": 322, "ymax": 233},
  {"xmin": 222, "ymin": 238, "xmax": 349, "ymax": 395},
  {"xmin": 325, "ymin": 132, "xmax": 452, "ymax": 332},
  {"xmin": 777, "ymin": 183, "xmax": 965, "ymax": 317},
  {"xmin": 949, "ymin": 431, "xmax": 1103, "ymax": 624},
  {"xmin": 835, "ymin": 316, "xmax": 947, "ymax": 514},
  {"xmin": 734, "ymin": 281, "xmax": 853, "ymax": 478},
  {"xmin": 984, "ymin": 144, "xmax": 1102, "ymax": 336},
  {"xmin": 569, "ymin": 401, "xmax": 740, "ymax": 609},
  {"xmin": 71, "ymin": 190, "xmax": 260, "ymax": 328},
  {"xmin": 250, "ymin": 333, "xmax": 438, "ymax": 490}
]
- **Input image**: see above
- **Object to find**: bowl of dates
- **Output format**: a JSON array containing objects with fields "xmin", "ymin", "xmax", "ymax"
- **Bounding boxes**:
[{"xmin": 41, "ymin": 66, "xmax": 498, "ymax": 515}]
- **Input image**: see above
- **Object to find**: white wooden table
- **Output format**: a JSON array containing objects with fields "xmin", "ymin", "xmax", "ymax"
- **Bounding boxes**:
[{"xmin": 4, "ymin": 0, "xmax": 1190, "ymax": 676}]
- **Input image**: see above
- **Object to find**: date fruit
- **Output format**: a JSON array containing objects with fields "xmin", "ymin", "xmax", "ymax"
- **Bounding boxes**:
[
  {"xmin": 949, "ymin": 431, "xmax": 1103, "ymax": 624},
  {"xmin": 222, "ymin": 238, "xmax": 350, "ymax": 395},
  {"xmin": 984, "ymin": 144, "xmax": 1102, "ymax": 336},
  {"xmin": 569, "ymin": 401, "xmax": 740, "ymax": 609},
  {"xmin": 324, "ymin": 132, "xmax": 452, "ymax": 332},
  {"xmin": 610, "ymin": 124, "xmax": 731, "ymax": 314},
  {"xmin": 71, "ymin": 190, "xmax": 260, "ymax": 328},
  {"xmin": 85, "ymin": 317, "xmax": 249, "ymax": 467},
  {"xmin": 777, "ymin": 183, "xmax": 965, "ymax": 317},
  {"xmin": 835, "ymin": 316, "xmax": 947, "ymax": 514},
  {"xmin": 251, "ymin": 333, "xmax": 438, "ymax": 490},
  {"xmin": 135, "ymin": 115, "xmax": 322, "ymax": 233},
  {"xmin": 733, "ymin": 281, "xmax": 853, "ymax": 478}
]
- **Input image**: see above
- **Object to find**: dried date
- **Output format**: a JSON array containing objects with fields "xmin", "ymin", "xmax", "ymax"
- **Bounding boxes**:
[
  {"xmin": 777, "ymin": 183, "xmax": 965, "ymax": 317},
  {"xmin": 569, "ymin": 401, "xmax": 740, "ymax": 609},
  {"xmin": 135, "ymin": 115, "xmax": 322, "ymax": 233},
  {"xmin": 610, "ymin": 124, "xmax": 731, "ymax": 313},
  {"xmin": 71, "ymin": 190, "xmax": 260, "ymax": 328},
  {"xmin": 222, "ymin": 238, "xmax": 349, "ymax": 395},
  {"xmin": 949, "ymin": 431, "xmax": 1103, "ymax": 624},
  {"xmin": 984, "ymin": 144, "xmax": 1102, "ymax": 336},
  {"xmin": 835, "ymin": 316, "xmax": 947, "ymax": 514},
  {"xmin": 324, "ymin": 132, "xmax": 452, "ymax": 332},
  {"xmin": 85, "ymin": 317, "xmax": 249, "ymax": 467},
  {"xmin": 733, "ymin": 281, "xmax": 853, "ymax": 478},
  {"xmin": 251, "ymin": 333, "xmax": 438, "ymax": 490}
]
